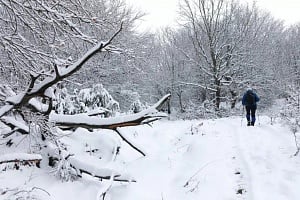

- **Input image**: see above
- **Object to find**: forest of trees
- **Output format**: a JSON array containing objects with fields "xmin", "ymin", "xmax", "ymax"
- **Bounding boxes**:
[
  {"xmin": 0, "ymin": 0, "xmax": 299, "ymax": 197},
  {"xmin": 155, "ymin": 0, "xmax": 299, "ymax": 117},
  {"xmin": 1, "ymin": 0, "xmax": 298, "ymax": 116}
]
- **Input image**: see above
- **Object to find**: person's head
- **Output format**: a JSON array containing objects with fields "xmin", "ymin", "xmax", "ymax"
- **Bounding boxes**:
[{"xmin": 246, "ymin": 87, "xmax": 252, "ymax": 92}]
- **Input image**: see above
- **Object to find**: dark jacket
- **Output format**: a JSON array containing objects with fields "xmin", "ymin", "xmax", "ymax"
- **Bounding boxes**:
[{"xmin": 242, "ymin": 90, "xmax": 259, "ymax": 107}]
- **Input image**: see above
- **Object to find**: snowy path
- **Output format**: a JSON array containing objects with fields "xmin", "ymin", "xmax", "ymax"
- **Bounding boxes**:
[
  {"xmin": 231, "ymin": 117, "xmax": 300, "ymax": 200},
  {"xmin": 1, "ymin": 116, "xmax": 300, "ymax": 200},
  {"xmin": 117, "ymin": 117, "xmax": 300, "ymax": 200},
  {"xmin": 231, "ymin": 120, "xmax": 254, "ymax": 200}
]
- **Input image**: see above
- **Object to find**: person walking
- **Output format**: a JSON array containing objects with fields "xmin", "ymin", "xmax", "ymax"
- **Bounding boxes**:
[{"xmin": 242, "ymin": 88, "xmax": 260, "ymax": 126}]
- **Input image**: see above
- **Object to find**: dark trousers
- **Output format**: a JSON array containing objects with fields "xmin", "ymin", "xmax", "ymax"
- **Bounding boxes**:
[{"xmin": 245, "ymin": 106, "xmax": 256, "ymax": 123}]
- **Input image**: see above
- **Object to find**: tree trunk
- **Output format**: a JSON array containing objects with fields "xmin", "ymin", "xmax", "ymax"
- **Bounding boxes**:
[
  {"xmin": 215, "ymin": 80, "xmax": 221, "ymax": 110},
  {"xmin": 230, "ymin": 90, "xmax": 238, "ymax": 109},
  {"xmin": 177, "ymin": 91, "xmax": 184, "ymax": 113}
]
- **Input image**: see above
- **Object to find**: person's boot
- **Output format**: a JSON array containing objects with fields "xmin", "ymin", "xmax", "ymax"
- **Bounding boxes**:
[
  {"xmin": 251, "ymin": 121, "xmax": 255, "ymax": 126},
  {"xmin": 247, "ymin": 121, "xmax": 251, "ymax": 126}
]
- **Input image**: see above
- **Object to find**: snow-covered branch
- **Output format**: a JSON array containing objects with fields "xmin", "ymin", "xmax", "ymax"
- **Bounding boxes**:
[
  {"xmin": 0, "ymin": 116, "xmax": 29, "ymax": 137},
  {"xmin": 178, "ymin": 82, "xmax": 217, "ymax": 92},
  {"xmin": 96, "ymin": 173, "xmax": 114, "ymax": 200},
  {"xmin": 0, "ymin": 24, "xmax": 123, "ymax": 119},
  {"xmin": 0, "ymin": 153, "xmax": 42, "ymax": 168},
  {"xmin": 69, "ymin": 156, "xmax": 135, "ymax": 183},
  {"xmin": 50, "ymin": 94, "xmax": 171, "ymax": 130}
]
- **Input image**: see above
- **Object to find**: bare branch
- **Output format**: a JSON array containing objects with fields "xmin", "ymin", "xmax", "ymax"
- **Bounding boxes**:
[
  {"xmin": 115, "ymin": 128, "xmax": 145, "ymax": 156},
  {"xmin": 178, "ymin": 81, "xmax": 217, "ymax": 92}
]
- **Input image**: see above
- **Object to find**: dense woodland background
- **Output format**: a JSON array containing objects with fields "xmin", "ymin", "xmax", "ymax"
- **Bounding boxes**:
[
  {"xmin": 0, "ymin": 0, "xmax": 299, "ymax": 198},
  {"xmin": 1, "ymin": 0, "xmax": 299, "ymax": 116}
]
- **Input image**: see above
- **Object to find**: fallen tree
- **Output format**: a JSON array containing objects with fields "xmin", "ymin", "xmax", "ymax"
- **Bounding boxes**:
[
  {"xmin": 0, "ymin": 1, "xmax": 172, "ymax": 190},
  {"xmin": 0, "ymin": 2, "xmax": 170, "ymax": 199},
  {"xmin": 0, "ymin": 24, "xmax": 170, "ymax": 183},
  {"xmin": 51, "ymin": 94, "xmax": 171, "ymax": 130},
  {"xmin": 51, "ymin": 93, "xmax": 171, "ymax": 157}
]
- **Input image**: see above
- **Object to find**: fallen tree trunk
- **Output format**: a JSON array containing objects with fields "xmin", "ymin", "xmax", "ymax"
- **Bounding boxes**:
[
  {"xmin": 0, "ymin": 153, "xmax": 42, "ymax": 169},
  {"xmin": 68, "ymin": 154, "xmax": 136, "ymax": 183},
  {"xmin": 0, "ymin": 116, "xmax": 29, "ymax": 138},
  {"xmin": 51, "ymin": 94, "xmax": 170, "ymax": 157},
  {"xmin": 51, "ymin": 94, "xmax": 171, "ymax": 130}
]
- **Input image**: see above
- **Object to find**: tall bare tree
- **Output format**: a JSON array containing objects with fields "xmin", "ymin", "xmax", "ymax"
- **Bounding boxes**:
[{"xmin": 177, "ymin": 0, "xmax": 278, "ymax": 110}]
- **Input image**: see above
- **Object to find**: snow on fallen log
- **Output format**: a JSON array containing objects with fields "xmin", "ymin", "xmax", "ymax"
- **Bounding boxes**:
[
  {"xmin": 0, "ymin": 105, "xmax": 14, "ymax": 119},
  {"xmin": 5, "ymin": 92, "xmax": 26, "ymax": 105},
  {"xmin": 50, "ymin": 94, "xmax": 171, "ymax": 130},
  {"xmin": 0, "ymin": 153, "xmax": 42, "ymax": 168},
  {"xmin": 69, "ymin": 156, "xmax": 135, "ymax": 182},
  {"xmin": 28, "ymin": 98, "xmax": 50, "ymax": 113},
  {"xmin": 0, "ymin": 116, "xmax": 29, "ymax": 137},
  {"xmin": 86, "ymin": 107, "xmax": 109, "ymax": 116},
  {"xmin": 1, "ymin": 116, "xmax": 29, "ymax": 133}
]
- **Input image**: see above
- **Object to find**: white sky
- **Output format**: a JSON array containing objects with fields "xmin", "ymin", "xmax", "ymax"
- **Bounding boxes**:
[
  {"xmin": 127, "ymin": 0, "xmax": 300, "ymax": 31},
  {"xmin": 127, "ymin": 0, "xmax": 178, "ymax": 31}
]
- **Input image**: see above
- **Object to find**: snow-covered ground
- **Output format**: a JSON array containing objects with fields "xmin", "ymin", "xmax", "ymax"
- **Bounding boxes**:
[{"xmin": 1, "ymin": 116, "xmax": 300, "ymax": 200}]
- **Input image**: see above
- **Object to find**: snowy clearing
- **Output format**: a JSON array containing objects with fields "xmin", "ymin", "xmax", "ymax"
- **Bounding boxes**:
[{"xmin": 1, "ymin": 116, "xmax": 300, "ymax": 200}]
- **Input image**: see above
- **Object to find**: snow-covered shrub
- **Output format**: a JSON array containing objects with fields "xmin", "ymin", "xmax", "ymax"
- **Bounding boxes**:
[
  {"xmin": 54, "ymin": 87, "xmax": 77, "ymax": 115},
  {"xmin": 128, "ymin": 92, "xmax": 146, "ymax": 113},
  {"xmin": 280, "ymin": 85, "xmax": 300, "ymax": 155},
  {"xmin": 54, "ymin": 84, "xmax": 119, "ymax": 117},
  {"xmin": 55, "ymin": 155, "xmax": 78, "ymax": 182},
  {"xmin": 89, "ymin": 84, "xmax": 119, "ymax": 115},
  {"xmin": 280, "ymin": 86, "xmax": 300, "ymax": 129},
  {"xmin": 115, "ymin": 90, "xmax": 146, "ymax": 113},
  {"xmin": 178, "ymin": 100, "xmax": 222, "ymax": 120}
]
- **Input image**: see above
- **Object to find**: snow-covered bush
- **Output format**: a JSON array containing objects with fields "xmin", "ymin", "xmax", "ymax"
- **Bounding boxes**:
[
  {"xmin": 280, "ymin": 85, "xmax": 300, "ymax": 155},
  {"xmin": 280, "ymin": 86, "xmax": 300, "ymax": 129},
  {"xmin": 178, "ymin": 100, "xmax": 224, "ymax": 120},
  {"xmin": 128, "ymin": 92, "xmax": 146, "ymax": 113},
  {"xmin": 115, "ymin": 90, "xmax": 147, "ymax": 113},
  {"xmin": 54, "ymin": 84, "xmax": 119, "ymax": 117},
  {"xmin": 55, "ymin": 155, "xmax": 79, "ymax": 182}
]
